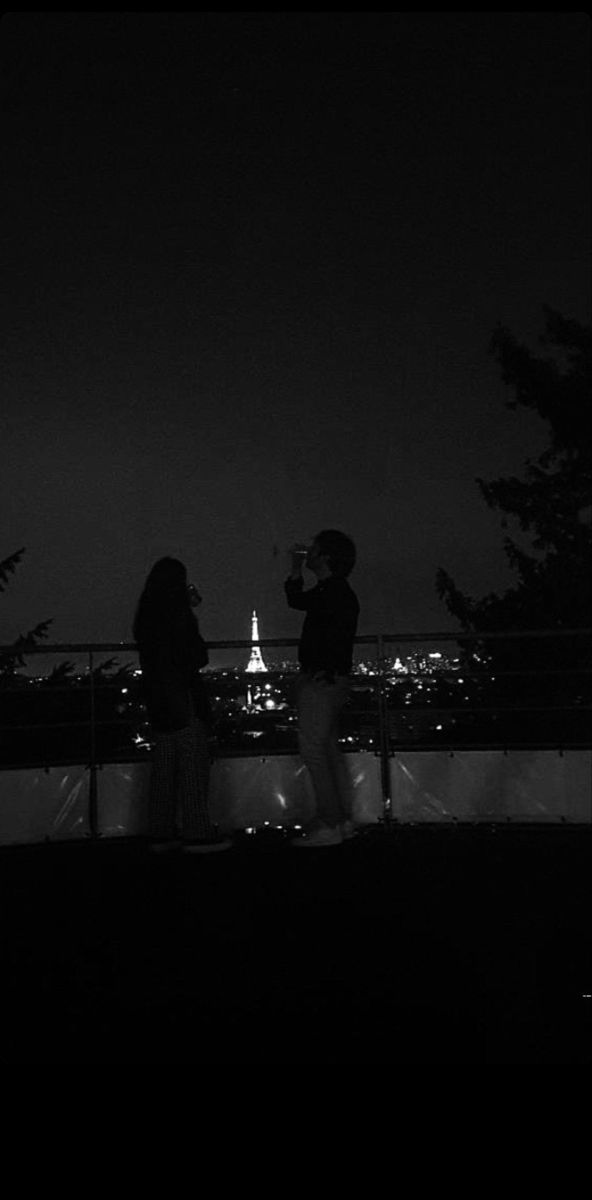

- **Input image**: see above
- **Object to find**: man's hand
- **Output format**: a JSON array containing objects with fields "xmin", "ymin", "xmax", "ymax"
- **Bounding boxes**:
[{"xmin": 288, "ymin": 543, "xmax": 308, "ymax": 579}]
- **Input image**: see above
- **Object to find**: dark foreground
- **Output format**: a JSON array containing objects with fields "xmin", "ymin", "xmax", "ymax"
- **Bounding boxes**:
[{"xmin": 0, "ymin": 825, "xmax": 590, "ymax": 1062}]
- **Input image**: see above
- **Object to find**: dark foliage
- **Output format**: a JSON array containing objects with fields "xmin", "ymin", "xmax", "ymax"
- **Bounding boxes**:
[{"xmin": 436, "ymin": 307, "xmax": 592, "ymax": 745}]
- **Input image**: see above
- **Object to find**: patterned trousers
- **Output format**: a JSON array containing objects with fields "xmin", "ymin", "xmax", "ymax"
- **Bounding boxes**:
[{"xmin": 147, "ymin": 718, "xmax": 215, "ymax": 841}]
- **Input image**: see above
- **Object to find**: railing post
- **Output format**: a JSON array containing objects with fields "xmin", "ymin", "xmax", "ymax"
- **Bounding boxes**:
[
  {"xmin": 88, "ymin": 649, "xmax": 98, "ymax": 838},
  {"xmin": 377, "ymin": 635, "xmax": 392, "ymax": 830}
]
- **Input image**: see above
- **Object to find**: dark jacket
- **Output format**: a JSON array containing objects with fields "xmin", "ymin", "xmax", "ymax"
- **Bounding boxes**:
[
  {"xmin": 284, "ymin": 574, "xmax": 360, "ymax": 677},
  {"xmin": 138, "ymin": 616, "xmax": 211, "ymax": 733}
]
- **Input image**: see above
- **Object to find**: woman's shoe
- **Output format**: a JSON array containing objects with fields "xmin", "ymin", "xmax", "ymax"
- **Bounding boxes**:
[
  {"xmin": 182, "ymin": 837, "xmax": 232, "ymax": 853},
  {"xmin": 149, "ymin": 839, "xmax": 181, "ymax": 853}
]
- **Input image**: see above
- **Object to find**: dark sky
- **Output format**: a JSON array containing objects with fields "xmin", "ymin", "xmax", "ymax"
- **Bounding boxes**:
[{"xmin": 2, "ymin": 11, "xmax": 590, "ymax": 651}]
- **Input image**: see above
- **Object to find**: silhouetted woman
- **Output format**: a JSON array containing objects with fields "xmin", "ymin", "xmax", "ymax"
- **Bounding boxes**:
[{"xmin": 133, "ymin": 557, "xmax": 230, "ymax": 852}]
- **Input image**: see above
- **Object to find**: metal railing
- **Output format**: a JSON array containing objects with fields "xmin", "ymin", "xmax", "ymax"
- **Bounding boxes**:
[{"xmin": 1, "ymin": 629, "xmax": 590, "ymax": 834}]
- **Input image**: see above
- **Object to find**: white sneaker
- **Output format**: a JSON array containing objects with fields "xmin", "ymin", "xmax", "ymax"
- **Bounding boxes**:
[{"xmin": 291, "ymin": 824, "xmax": 343, "ymax": 848}]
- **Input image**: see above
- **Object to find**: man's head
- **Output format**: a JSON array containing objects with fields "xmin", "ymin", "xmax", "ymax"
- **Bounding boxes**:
[{"xmin": 306, "ymin": 530, "xmax": 356, "ymax": 578}]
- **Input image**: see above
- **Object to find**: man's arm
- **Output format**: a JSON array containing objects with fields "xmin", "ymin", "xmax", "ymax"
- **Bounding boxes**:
[
  {"xmin": 284, "ymin": 574, "xmax": 312, "ymax": 610},
  {"xmin": 284, "ymin": 543, "xmax": 315, "ymax": 610}
]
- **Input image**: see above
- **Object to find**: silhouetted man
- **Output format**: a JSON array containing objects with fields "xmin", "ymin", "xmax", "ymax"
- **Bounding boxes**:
[{"xmin": 285, "ymin": 530, "xmax": 360, "ymax": 847}]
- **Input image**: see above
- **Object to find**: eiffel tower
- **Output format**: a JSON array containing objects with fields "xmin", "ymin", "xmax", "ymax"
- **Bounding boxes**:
[{"xmin": 246, "ymin": 609, "xmax": 268, "ymax": 673}]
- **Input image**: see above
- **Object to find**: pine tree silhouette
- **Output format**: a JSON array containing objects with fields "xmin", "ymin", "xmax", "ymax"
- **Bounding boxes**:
[
  {"xmin": 436, "ymin": 307, "xmax": 591, "ymax": 745},
  {"xmin": 0, "ymin": 548, "xmax": 54, "ymax": 679}
]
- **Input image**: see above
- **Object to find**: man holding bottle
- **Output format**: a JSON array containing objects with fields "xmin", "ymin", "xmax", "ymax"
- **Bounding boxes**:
[{"xmin": 285, "ymin": 530, "xmax": 360, "ymax": 847}]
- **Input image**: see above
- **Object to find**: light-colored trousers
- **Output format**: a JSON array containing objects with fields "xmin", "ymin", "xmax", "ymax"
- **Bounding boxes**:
[{"xmin": 296, "ymin": 673, "xmax": 353, "ymax": 828}]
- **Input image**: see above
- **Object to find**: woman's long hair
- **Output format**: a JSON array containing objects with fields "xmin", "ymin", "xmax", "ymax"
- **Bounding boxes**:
[{"xmin": 133, "ymin": 557, "xmax": 196, "ymax": 650}]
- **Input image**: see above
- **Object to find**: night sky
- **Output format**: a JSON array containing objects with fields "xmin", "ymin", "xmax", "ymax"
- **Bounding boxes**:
[{"xmin": 2, "ymin": 12, "xmax": 590, "ymax": 652}]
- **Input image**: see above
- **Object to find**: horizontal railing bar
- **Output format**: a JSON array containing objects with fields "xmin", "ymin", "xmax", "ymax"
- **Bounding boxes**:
[
  {"xmin": 379, "ymin": 629, "xmax": 592, "ymax": 642},
  {"xmin": 385, "ymin": 704, "xmax": 592, "ymax": 715},
  {"xmin": 0, "ymin": 641, "xmax": 304, "ymax": 654},
  {"xmin": 0, "ymin": 743, "xmax": 588, "ymax": 772},
  {"xmin": 401, "ymin": 669, "xmax": 592, "ymax": 677},
  {"xmin": 1, "ymin": 670, "xmax": 591, "ymax": 694},
  {"xmin": 386, "ymin": 742, "xmax": 590, "ymax": 751},
  {"xmin": 1, "ymin": 629, "xmax": 590, "ymax": 655},
  {"xmin": 2, "ymin": 702, "xmax": 590, "ymax": 734},
  {"xmin": 0, "ymin": 688, "xmax": 115, "ymax": 695},
  {"xmin": 0, "ymin": 720, "xmax": 140, "ymax": 731}
]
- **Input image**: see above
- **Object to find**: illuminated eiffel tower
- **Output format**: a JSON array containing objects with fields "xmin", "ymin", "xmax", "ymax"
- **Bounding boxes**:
[{"xmin": 246, "ymin": 609, "xmax": 267, "ymax": 673}]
